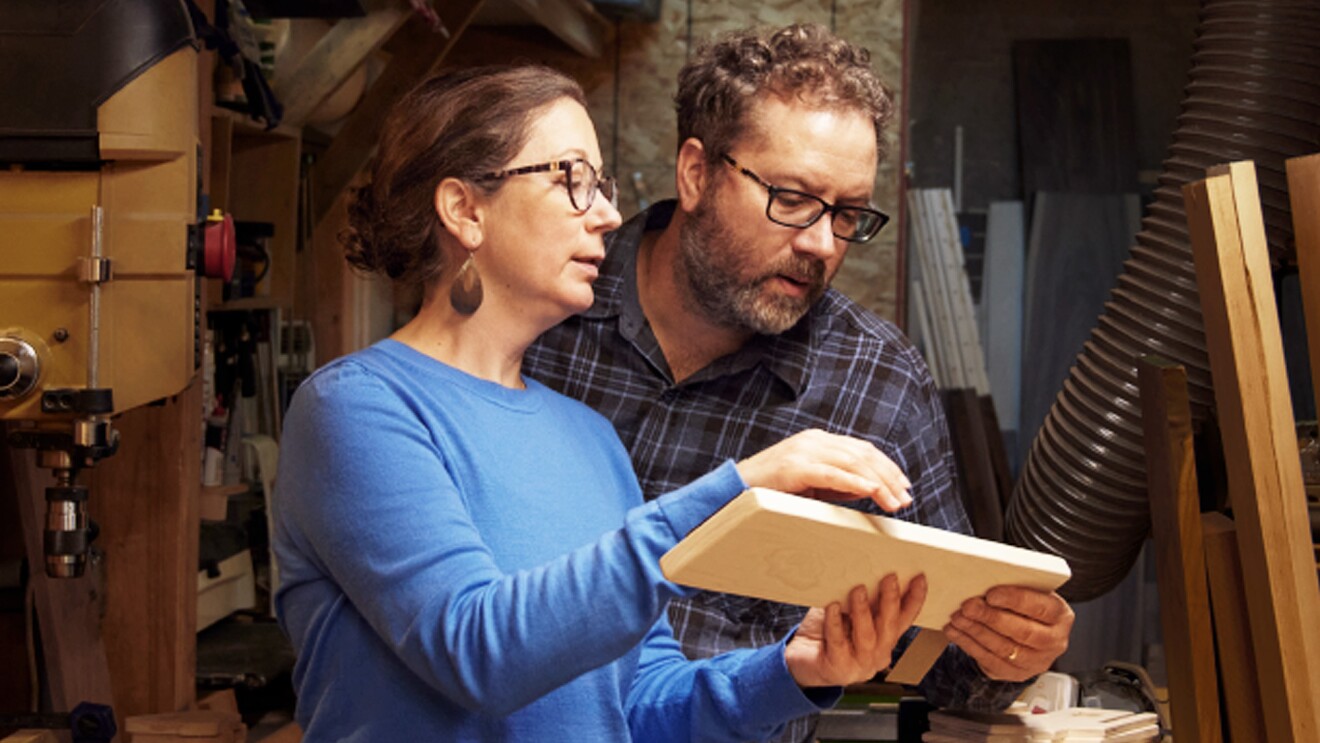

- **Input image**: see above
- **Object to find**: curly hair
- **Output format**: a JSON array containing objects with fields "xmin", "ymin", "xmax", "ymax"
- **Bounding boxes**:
[
  {"xmin": 676, "ymin": 23, "xmax": 894, "ymax": 163},
  {"xmin": 343, "ymin": 65, "xmax": 586, "ymax": 295}
]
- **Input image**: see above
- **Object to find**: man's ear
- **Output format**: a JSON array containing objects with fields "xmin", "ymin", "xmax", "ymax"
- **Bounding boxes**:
[
  {"xmin": 434, "ymin": 177, "xmax": 484, "ymax": 249},
  {"xmin": 675, "ymin": 137, "xmax": 710, "ymax": 213}
]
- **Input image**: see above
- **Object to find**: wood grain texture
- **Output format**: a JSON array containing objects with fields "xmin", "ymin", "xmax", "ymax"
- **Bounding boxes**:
[
  {"xmin": 1136, "ymin": 355, "xmax": 1221, "ymax": 743},
  {"xmin": 661, "ymin": 488, "xmax": 1069, "ymax": 629},
  {"xmin": 884, "ymin": 628, "xmax": 948, "ymax": 686},
  {"xmin": 275, "ymin": 0, "xmax": 412, "ymax": 126},
  {"xmin": 1184, "ymin": 163, "xmax": 1320, "ymax": 743},
  {"xmin": 1286, "ymin": 153, "xmax": 1320, "ymax": 420},
  {"xmin": 1200, "ymin": 513, "xmax": 1266, "ymax": 743},
  {"xmin": 88, "ymin": 377, "xmax": 203, "ymax": 719}
]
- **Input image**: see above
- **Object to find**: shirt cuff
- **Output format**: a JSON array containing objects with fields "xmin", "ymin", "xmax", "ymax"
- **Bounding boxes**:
[
  {"xmin": 653, "ymin": 460, "xmax": 747, "ymax": 540},
  {"xmin": 740, "ymin": 633, "xmax": 844, "ymax": 720}
]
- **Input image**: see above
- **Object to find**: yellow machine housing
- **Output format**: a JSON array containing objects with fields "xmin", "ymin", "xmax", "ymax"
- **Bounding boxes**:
[{"xmin": 0, "ymin": 48, "xmax": 199, "ymax": 422}]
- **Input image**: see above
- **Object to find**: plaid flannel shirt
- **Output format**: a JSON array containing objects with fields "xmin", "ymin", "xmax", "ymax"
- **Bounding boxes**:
[{"xmin": 524, "ymin": 201, "xmax": 1028, "ymax": 741}]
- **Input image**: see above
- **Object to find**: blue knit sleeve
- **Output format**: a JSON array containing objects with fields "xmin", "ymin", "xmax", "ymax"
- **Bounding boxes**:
[
  {"xmin": 273, "ymin": 363, "xmax": 747, "ymax": 717},
  {"xmin": 626, "ymin": 616, "xmax": 842, "ymax": 742}
]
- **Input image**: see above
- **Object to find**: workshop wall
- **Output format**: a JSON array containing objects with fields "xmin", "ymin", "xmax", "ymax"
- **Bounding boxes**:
[{"xmin": 908, "ymin": 0, "xmax": 1202, "ymax": 210}]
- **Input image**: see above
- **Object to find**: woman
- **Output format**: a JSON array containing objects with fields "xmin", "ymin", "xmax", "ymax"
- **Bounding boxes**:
[{"xmin": 272, "ymin": 65, "xmax": 925, "ymax": 742}]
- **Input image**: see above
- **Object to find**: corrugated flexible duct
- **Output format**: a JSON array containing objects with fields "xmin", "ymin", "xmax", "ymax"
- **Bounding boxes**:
[{"xmin": 1003, "ymin": 0, "xmax": 1320, "ymax": 601}]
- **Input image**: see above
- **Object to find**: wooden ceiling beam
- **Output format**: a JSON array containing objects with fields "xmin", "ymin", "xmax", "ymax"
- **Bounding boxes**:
[
  {"xmin": 274, "ymin": 0, "xmax": 413, "ymax": 127},
  {"xmin": 310, "ymin": 0, "xmax": 486, "ymax": 229}
]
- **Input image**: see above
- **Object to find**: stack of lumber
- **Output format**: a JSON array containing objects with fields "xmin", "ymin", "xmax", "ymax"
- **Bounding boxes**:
[
  {"xmin": 924, "ymin": 706, "xmax": 1159, "ymax": 742},
  {"xmin": 908, "ymin": 188, "xmax": 990, "ymax": 394}
]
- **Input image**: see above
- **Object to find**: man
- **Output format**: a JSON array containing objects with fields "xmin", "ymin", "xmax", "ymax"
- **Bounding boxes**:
[{"xmin": 524, "ymin": 23, "xmax": 1074, "ymax": 741}]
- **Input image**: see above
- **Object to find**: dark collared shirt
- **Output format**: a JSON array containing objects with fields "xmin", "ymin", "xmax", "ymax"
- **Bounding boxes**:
[{"xmin": 524, "ymin": 201, "xmax": 1027, "ymax": 739}]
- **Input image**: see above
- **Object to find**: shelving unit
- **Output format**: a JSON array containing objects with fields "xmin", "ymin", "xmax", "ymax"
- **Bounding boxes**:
[{"xmin": 207, "ymin": 107, "xmax": 302, "ymax": 311}]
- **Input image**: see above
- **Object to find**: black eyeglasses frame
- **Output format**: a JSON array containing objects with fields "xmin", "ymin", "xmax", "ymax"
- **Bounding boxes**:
[{"xmin": 720, "ymin": 154, "xmax": 889, "ymax": 243}]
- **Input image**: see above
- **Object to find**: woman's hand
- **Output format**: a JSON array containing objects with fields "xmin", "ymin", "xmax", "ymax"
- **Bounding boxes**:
[
  {"xmin": 785, "ymin": 574, "xmax": 927, "ymax": 688},
  {"xmin": 735, "ymin": 428, "xmax": 913, "ymax": 511}
]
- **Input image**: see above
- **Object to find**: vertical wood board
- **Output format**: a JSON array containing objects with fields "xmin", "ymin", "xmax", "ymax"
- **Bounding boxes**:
[
  {"xmin": 1136, "ymin": 356, "xmax": 1221, "ymax": 743},
  {"xmin": 1184, "ymin": 166, "xmax": 1320, "ymax": 742}
]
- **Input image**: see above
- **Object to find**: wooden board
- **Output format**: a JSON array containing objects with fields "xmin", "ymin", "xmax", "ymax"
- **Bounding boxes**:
[
  {"xmin": 1286, "ymin": 153, "xmax": 1320, "ymax": 419},
  {"xmin": 943, "ymin": 388, "xmax": 1005, "ymax": 541},
  {"xmin": 982, "ymin": 201, "xmax": 1025, "ymax": 435},
  {"xmin": 660, "ymin": 488, "xmax": 1070, "ymax": 630},
  {"xmin": 87, "ymin": 378, "xmax": 202, "ymax": 720},
  {"xmin": 884, "ymin": 628, "xmax": 947, "ymax": 686},
  {"xmin": 1201, "ymin": 514, "xmax": 1266, "ymax": 743},
  {"xmin": 1184, "ymin": 163, "xmax": 1320, "ymax": 742},
  {"xmin": 1136, "ymin": 356, "xmax": 1221, "ymax": 743},
  {"xmin": 1019, "ymin": 192, "xmax": 1138, "ymax": 448}
]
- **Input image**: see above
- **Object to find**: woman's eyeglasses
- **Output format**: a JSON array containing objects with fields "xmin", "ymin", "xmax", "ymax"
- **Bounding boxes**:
[
  {"xmin": 476, "ymin": 158, "xmax": 617, "ymax": 213},
  {"xmin": 721, "ymin": 154, "xmax": 889, "ymax": 243}
]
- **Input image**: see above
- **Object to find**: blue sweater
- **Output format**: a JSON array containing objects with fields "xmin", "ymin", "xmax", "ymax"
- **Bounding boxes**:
[{"xmin": 272, "ymin": 340, "xmax": 838, "ymax": 741}]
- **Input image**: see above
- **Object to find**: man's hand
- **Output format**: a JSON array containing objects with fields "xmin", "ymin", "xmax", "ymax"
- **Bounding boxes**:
[
  {"xmin": 942, "ymin": 586, "xmax": 1074, "ymax": 682},
  {"xmin": 785, "ymin": 574, "xmax": 927, "ymax": 688}
]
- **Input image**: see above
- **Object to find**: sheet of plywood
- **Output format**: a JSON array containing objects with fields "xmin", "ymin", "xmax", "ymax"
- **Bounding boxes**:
[
  {"xmin": 1184, "ymin": 162, "xmax": 1320, "ymax": 742},
  {"xmin": 660, "ymin": 488, "xmax": 1070, "ymax": 630}
]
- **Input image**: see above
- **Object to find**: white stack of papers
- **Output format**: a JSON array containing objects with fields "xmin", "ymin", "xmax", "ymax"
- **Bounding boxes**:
[{"xmin": 924, "ymin": 706, "xmax": 1160, "ymax": 742}]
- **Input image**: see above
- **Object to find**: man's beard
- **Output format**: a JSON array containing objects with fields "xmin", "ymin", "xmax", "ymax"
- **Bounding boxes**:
[{"xmin": 676, "ymin": 193, "xmax": 827, "ymax": 335}]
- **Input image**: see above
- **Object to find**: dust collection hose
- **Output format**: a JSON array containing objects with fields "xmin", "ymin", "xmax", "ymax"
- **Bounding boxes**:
[{"xmin": 1003, "ymin": 0, "xmax": 1320, "ymax": 600}]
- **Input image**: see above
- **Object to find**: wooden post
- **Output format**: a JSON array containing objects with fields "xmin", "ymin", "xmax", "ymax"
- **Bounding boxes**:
[
  {"xmin": 87, "ymin": 378, "xmax": 203, "ymax": 720},
  {"xmin": 1136, "ymin": 355, "xmax": 1221, "ymax": 743},
  {"xmin": 1184, "ymin": 162, "xmax": 1320, "ymax": 742}
]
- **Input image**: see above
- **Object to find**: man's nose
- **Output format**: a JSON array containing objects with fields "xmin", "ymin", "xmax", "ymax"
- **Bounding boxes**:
[{"xmin": 791, "ymin": 213, "xmax": 840, "ymax": 260}]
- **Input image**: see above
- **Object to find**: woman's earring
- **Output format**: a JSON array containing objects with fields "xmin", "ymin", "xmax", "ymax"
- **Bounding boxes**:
[{"xmin": 449, "ymin": 254, "xmax": 483, "ymax": 315}]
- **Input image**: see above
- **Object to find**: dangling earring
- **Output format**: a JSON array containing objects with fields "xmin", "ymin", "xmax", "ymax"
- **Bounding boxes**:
[{"xmin": 449, "ymin": 253, "xmax": 483, "ymax": 315}]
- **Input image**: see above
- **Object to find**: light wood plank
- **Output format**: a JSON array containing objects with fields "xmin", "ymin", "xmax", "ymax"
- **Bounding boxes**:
[
  {"xmin": 1286, "ymin": 153, "xmax": 1320, "ymax": 420},
  {"xmin": 1136, "ymin": 355, "xmax": 1221, "ymax": 743},
  {"xmin": 661, "ymin": 488, "xmax": 1070, "ymax": 629},
  {"xmin": 931, "ymin": 191, "xmax": 990, "ymax": 394},
  {"xmin": 1201, "ymin": 513, "xmax": 1266, "ymax": 743},
  {"xmin": 1184, "ymin": 163, "xmax": 1320, "ymax": 742},
  {"xmin": 885, "ymin": 628, "xmax": 948, "ymax": 686},
  {"xmin": 275, "ymin": 0, "xmax": 412, "ymax": 127}
]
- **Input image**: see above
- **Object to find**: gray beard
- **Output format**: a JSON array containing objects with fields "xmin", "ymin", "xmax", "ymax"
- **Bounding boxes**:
[{"xmin": 676, "ymin": 195, "xmax": 826, "ymax": 335}]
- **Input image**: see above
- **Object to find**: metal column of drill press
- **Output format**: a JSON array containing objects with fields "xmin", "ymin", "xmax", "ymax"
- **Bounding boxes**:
[{"xmin": 0, "ymin": 0, "xmax": 202, "ymax": 577}]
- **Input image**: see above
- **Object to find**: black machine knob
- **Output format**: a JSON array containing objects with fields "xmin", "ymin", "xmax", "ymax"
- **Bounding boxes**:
[
  {"xmin": 0, "ymin": 353, "xmax": 17, "ymax": 387},
  {"xmin": 0, "ymin": 337, "xmax": 40, "ymax": 401}
]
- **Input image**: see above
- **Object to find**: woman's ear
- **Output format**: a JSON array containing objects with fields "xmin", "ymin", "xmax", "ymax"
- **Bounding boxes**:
[
  {"xmin": 434, "ymin": 177, "xmax": 484, "ymax": 249},
  {"xmin": 675, "ymin": 137, "xmax": 709, "ymax": 213}
]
